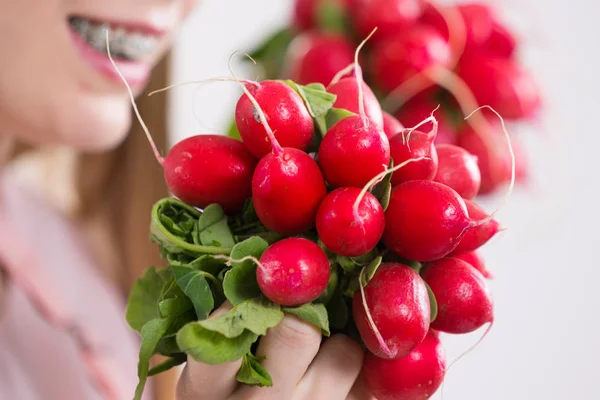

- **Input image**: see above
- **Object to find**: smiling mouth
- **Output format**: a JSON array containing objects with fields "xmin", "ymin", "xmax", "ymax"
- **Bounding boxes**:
[{"xmin": 68, "ymin": 16, "xmax": 160, "ymax": 62}]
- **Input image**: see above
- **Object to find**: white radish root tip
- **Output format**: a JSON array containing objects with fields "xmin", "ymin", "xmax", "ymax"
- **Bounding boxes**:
[
  {"xmin": 352, "ymin": 156, "xmax": 428, "ymax": 219},
  {"xmin": 441, "ymin": 321, "xmax": 494, "ymax": 400},
  {"xmin": 105, "ymin": 31, "xmax": 164, "ymax": 166},
  {"xmin": 400, "ymin": 111, "xmax": 440, "ymax": 153},
  {"xmin": 212, "ymin": 255, "xmax": 265, "ymax": 271},
  {"xmin": 147, "ymin": 77, "xmax": 259, "ymax": 97},
  {"xmin": 359, "ymin": 267, "xmax": 393, "ymax": 358},
  {"xmin": 227, "ymin": 52, "xmax": 283, "ymax": 156},
  {"xmin": 354, "ymin": 28, "xmax": 378, "ymax": 127},
  {"xmin": 465, "ymin": 106, "xmax": 515, "ymax": 227},
  {"xmin": 328, "ymin": 62, "xmax": 356, "ymax": 87}
]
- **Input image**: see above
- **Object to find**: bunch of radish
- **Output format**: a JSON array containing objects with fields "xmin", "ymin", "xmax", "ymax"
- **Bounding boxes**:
[
  {"xmin": 244, "ymin": 0, "xmax": 540, "ymax": 196},
  {"xmin": 112, "ymin": 30, "xmax": 512, "ymax": 400}
]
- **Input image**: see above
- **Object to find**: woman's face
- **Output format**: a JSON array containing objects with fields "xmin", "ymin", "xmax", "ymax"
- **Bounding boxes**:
[{"xmin": 0, "ymin": 0, "xmax": 198, "ymax": 151}]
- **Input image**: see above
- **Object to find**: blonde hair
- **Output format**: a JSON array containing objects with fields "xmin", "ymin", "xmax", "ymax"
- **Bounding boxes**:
[{"xmin": 2, "ymin": 56, "xmax": 178, "ymax": 400}]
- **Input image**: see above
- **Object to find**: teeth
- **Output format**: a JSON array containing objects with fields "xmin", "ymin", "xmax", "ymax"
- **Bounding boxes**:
[{"xmin": 69, "ymin": 17, "xmax": 159, "ymax": 61}]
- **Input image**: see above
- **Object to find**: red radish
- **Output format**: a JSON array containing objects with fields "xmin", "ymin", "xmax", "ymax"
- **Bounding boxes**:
[
  {"xmin": 318, "ymin": 32, "xmax": 391, "ymax": 188},
  {"xmin": 457, "ymin": 121, "xmax": 525, "ymax": 195},
  {"xmin": 382, "ymin": 111, "xmax": 404, "ymax": 139},
  {"xmin": 419, "ymin": 1, "xmax": 449, "ymax": 39},
  {"xmin": 235, "ymin": 80, "xmax": 314, "ymax": 158},
  {"xmin": 458, "ymin": 55, "xmax": 541, "ymax": 119},
  {"xmin": 353, "ymin": 263, "xmax": 430, "ymax": 359},
  {"xmin": 389, "ymin": 129, "xmax": 439, "ymax": 185},
  {"xmin": 230, "ymin": 63, "xmax": 327, "ymax": 235},
  {"xmin": 316, "ymin": 187, "xmax": 385, "ymax": 257},
  {"xmin": 107, "ymin": 43, "xmax": 259, "ymax": 214},
  {"xmin": 434, "ymin": 144, "xmax": 481, "ymax": 199},
  {"xmin": 371, "ymin": 26, "xmax": 452, "ymax": 94},
  {"xmin": 454, "ymin": 251, "xmax": 493, "ymax": 279},
  {"xmin": 252, "ymin": 148, "xmax": 327, "ymax": 234},
  {"xmin": 421, "ymin": 257, "xmax": 493, "ymax": 333},
  {"xmin": 163, "ymin": 135, "xmax": 257, "ymax": 214},
  {"xmin": 383, "ymin": 180, "xmax": 470, "ymax": 261},
  {"xmin": 395, "ymin": 94, "xmax": 457, "ymax": 145},
  {"xmin": 451, "ymin": 199, "xmax": 500, "ymax": 255},
  {"xmin": 363, "ymin": 331, "xmax": 446, "ymax": 400},
  {"xmin": 328, "ymin": 77, "xmax": 384, "ymax": 128},
  {"xmin": 257, "ymin": 238, "xmax": 330, "ymax": 306},
  {"xmin": 485, "ymin": 20, "xmax": 517, "ymax": 58},
  {"xmin": 318, "ymin": 115, "xmax": 390, "ymax": 188},
  {"xmin": 285, "ymin": 32, "xmax": 355, "ymax": 86},
  {"xmin": 348, "ymin": 0, "xmax": 425, "ymax": 42},
  {"xmin": 293, "ymin": 0, "xmax": 349, "ymax": 30}
]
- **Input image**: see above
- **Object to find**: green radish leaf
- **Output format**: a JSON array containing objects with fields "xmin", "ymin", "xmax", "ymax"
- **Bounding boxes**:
[
  {"xmin": 425, "ymin": 282, "xmax": 438, "ymax": 323},
  {"xmin": 283, "ymin": 303, "xmax": 330, "ymax": 336},
  {"xmin": 247, "ymin": 28, "xmax": 295, "ymax": 78},
  {"xmin": 316, "ymin": 0, "xmax": 350, "ymax": 35},
  {"xmin": 325, "ymin": 108, "xmax": 356, "ymax": 132},
  {"xmin": 198, "ymin": 298, "xmax": 283, "ymax": 338},
  {"xmin": 284, "ymin": 81, "xmax": 337, "ymax": 120},
  {"xmin": 227, "ymin": 119, "xmax": 242, "ymax": 140},
  {"xmin": 282, "ymin": 81, "xmax": 336, "ymax": 137},
  {"xmin": 126, "ymin": 267, "xmax": 171, "ymax": 333},
  {"xmin": 350, "ymin": 250, "xmax": 378, "ymax": 266},
  {"xmin": 133, "ymin": 318, "xmax": 174, "ymax": 400},
  {"xmin": 241, "ymin": 199, "xmax": 259, "ymax": 224},
  {"xmin": 371, "ymin": 159, "xmax": 394, "ymax": 210},
  {"xmin": 315, "ymin": 265, "xmax": 339, "ymax": 305},
  {"xmin": 362, "ymin": 256, "xmax": 383, "ymax": 286},
  {"xmin": 197, "ymin": 204, "xmax": 236, "ymax": 248},
  {"xmin": 406, "ymin": 260, "xmax": 422, "ymax": 273},
  {"xmin": 156, "ymin": 334, "xmax": 181, "ymax": 356},
  {"xmin": 223, "ymin": 237, "xmax": 269, "ymax": 305},
  {"xmin": 236, "ymin": 353, "xmax": 272, "ymax": 387},
  {"xmin": 148, "ymin": 353, "xmax": 187, "ymax": 377},
  {"xmin": 177, "ymin": 323, "xmax": 258, "ymax": 365},
  {"xmin": 337, "ymin": 255, "xmax": 359, "ymax": 274},
  {"xmin": 185, "ymin": 255, "xmax": 228, "ymax": 277},
  {"xmin": 327, "ymin": 289, "xmax": 349, "ymax": 330},
  {"xmin": 151, "ymin": 199, "xmax": 233, "ymax": 257},
  {"xmin": 172, "ymin": 265, "xmax": 215, "ymax": 320},
  {"xmin": 344, "ymin": 277, "xmax": 360, "ymax": 298},
  {"xmin": 158, "ymin": 296, "xmax": 193, "ymax": 319}
]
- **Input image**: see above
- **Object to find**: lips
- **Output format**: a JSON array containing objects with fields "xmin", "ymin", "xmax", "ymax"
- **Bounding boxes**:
[
  {"xmin": 68, "ymin": 16, "xmax": 160, "ymax": 62},
  {"xmin": 67, "ymin": 15, "xmax": 165, "ymax": 88}
]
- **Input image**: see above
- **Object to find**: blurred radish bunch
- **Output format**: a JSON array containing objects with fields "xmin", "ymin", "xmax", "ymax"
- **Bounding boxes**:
[{"xmin": 242, "ymin": 0, "xmax": 540, "ymax": 196}]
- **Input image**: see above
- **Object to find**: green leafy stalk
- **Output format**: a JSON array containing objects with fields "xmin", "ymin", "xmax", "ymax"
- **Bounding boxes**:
[
  {"xmin": 151, "ymin": 199, "xmax": 233, "ymax": 257},
  {"xmin": 236, "ymin": 353, "xmax": 273, "ymax": 387}
]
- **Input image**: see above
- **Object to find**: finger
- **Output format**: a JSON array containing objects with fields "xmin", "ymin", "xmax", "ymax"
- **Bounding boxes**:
[
  {"xmin": 300, "ymin": 335, "xmax": 364, "ymax": 399},
  {"xmin": 234, "ymin": 315, "xmax": 322, "ymax": 400},
  {"xmin": 347, "ymin": 370, "xmax": 377, "ymax": 400},
  {"xmin": 176, "ymin": 302, "xmax": 241, "ymax": 400}
]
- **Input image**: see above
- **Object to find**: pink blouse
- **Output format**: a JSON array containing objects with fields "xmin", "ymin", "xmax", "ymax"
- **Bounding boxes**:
[{"xmin": 0, "ymin": 172, "xmax": 151, "ymax": 400}]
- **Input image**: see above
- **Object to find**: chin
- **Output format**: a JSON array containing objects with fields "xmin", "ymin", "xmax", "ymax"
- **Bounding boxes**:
[{"xmin": 59, "ymin": 92, "xmax": 133, "ymax": 152}]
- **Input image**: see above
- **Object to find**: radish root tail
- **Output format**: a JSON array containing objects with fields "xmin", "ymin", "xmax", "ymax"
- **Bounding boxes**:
[
  {"xmin": 465, "ymin": 106, "xmax": 515, "ymax": 227},
  {"xmin": 227, "ymin": 52, "xmax": 283, "ymax": 155},
  {"xmin": 147, "ymin": 77, "xmax": 259, "ymax": 97},
  {"xmin": 212, "ymin": 255, "xmax": 266, "ymax": 271},
  {"xmin": 354, "ymin": 28, "xmax": 378, "ymax": 127},
  {"xmin": 359, "ymin": 267, "xmax": 393, "ymax": 358},
  {"xmin": 352, "ymin": 156, "xmax": 428, "ymax": 219},
  {"xmin": 106, "ymin": 31, "xmax": 164, "ymax": 166},
  {"xmin": 441, "ymin": 321, "xmax": 494, "ymax": 400}
]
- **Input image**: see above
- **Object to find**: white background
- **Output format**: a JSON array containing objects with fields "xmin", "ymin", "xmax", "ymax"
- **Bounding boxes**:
[{"xmin": 168, "ymin": 1, "xmax": 600, "ymax": 398}]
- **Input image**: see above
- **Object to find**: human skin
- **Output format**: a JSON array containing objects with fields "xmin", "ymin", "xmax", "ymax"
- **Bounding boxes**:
[{"xmin": 0, "ymin": 1, "xmax": 368, "ymax": 399}]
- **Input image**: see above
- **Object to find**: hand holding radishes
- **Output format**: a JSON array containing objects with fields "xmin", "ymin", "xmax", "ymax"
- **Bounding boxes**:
[{"xmin": 112, "ymin": 29, "xmax": 517, "ymax": 400}]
